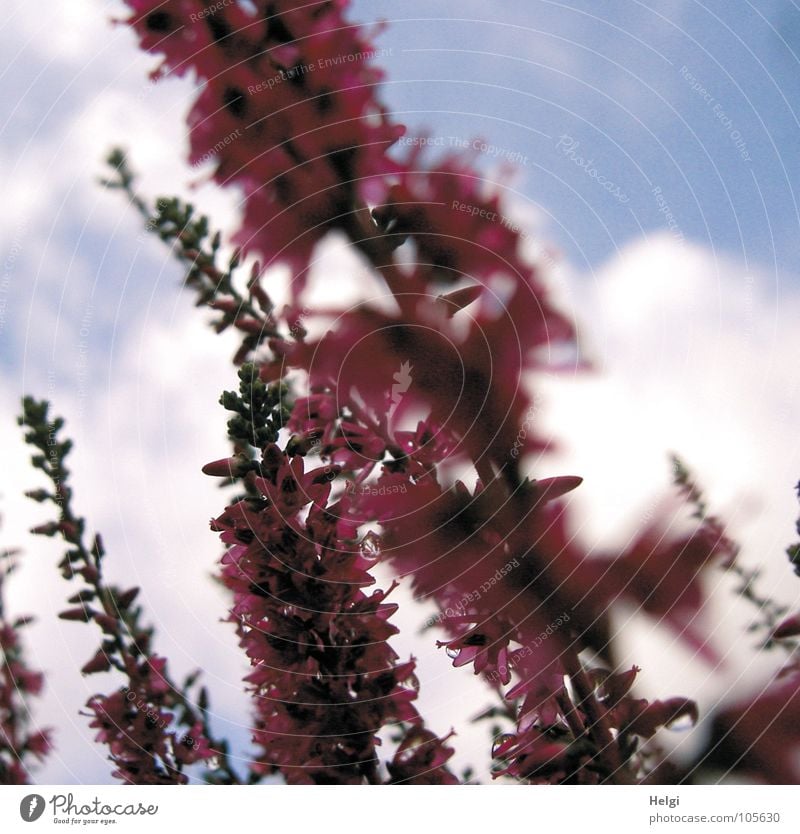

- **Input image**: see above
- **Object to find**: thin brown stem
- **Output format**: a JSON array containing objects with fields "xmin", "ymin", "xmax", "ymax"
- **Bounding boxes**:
[
  {"xmin": 555, "ymin": 688, "xmax": 585, "ymax": 740},
  {"xmin": 562, "ymin": 648, "xmax": 633, "ymax": 784}
]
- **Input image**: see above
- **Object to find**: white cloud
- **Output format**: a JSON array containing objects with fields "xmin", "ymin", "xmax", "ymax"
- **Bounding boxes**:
[
  {"xmin": 537, "ymin": 235, "xmax": 800, "ymax": 751},
  {"xmin": 542, "ymin": 234, "xmax": 800, "ymax": 551},
  {"xmin": 1, "ymin": 305, "xmax": 251, "ymax": 783}
]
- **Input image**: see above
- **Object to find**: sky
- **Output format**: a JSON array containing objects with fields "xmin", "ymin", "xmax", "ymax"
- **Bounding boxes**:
[{"xmin": 2, "ymin": 0, "xmax": 800, "ymax": 783}]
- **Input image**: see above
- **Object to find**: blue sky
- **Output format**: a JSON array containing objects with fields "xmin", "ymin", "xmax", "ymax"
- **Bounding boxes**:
[
  {"xmin": 2, "ymin": 0, "xmax": 800, "ymax": 784},
  {"xmin": 358, "ymin": 0, "xmax": 800, "ymax": 276},
  {"xmin": 4, "ymin": 1, "xmax": 800, "ymax": 383}
]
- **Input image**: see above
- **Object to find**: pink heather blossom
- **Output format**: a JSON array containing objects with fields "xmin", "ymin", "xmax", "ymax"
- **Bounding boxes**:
[
  {"xmin": 0, "ymin": 553, "xmax": 51, "ymax": 784},
  {"xmin": 85, "ymin": 654, "xmax": 213, "ymax": 785},
  {"xmin": 698, "ymin": 673, "xmax": 800, "ymax": 783},
  {"xmin": 284, "ymin": 305, "xmax": 551, "ymax": 473},
  {"xmin": 210, "ymin": 445, "xmax": 455, "ymax": 783},
  {"xmin": 387, "ymin": 727, "xmax": 459, "ymax": 784},
  {"xmin": 585, "ymin": 516, "xmax": 737, "ymax": 661},
  {"xmin": 124, "ymin": 0, "xmax": 404, "ymax": 289},
  {"xmin": 773, "ymin": 611, "xmax": 800, "ymax": 640},
  {"xmin": 495, "ymin": 667, "xmax": 698, "ymax": 784},
  {"xmin": 353, "ymin": 475, "xmax": 606, "ymax": 680}
]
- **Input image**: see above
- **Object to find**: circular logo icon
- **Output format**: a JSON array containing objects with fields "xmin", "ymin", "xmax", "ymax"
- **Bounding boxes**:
[{"xmin": 19, "ymin": 795, "xmax": 46, "ymax": 822}]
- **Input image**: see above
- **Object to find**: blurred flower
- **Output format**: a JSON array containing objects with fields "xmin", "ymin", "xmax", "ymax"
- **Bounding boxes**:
[
  {"xmin": 587, "ymin": 517, "xmax": 735, "ymax": 661},
  {"xmin": 0, "ymin": 546, "xmax": 51, "ymax": 784},
  {"xmin": 698, "ymin": 674, "xmax": 800, "ymax": 783},
  {"xmin": 125, "ymin": 0, "xmax": 404, "ymax": 291}
]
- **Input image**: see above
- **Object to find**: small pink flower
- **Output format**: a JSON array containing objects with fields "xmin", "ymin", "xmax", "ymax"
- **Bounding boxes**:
[{"xmin": 773, "ymin": 611, "xmax": 800, "ymax": 640}]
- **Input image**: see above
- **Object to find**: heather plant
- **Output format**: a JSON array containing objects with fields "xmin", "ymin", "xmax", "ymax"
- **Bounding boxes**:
[
  {"xmin": 0, "ymin": 522, "xmax": 51, "ymax": 784},
  {"xmin": 8, "ymin": 0, "xmax": 800, "ymax": 785}
]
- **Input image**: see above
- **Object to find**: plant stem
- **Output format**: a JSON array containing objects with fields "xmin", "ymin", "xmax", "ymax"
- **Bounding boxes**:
[{"xmin": 561, "ymin": 648, "xmax": 633, "ymax": 784}]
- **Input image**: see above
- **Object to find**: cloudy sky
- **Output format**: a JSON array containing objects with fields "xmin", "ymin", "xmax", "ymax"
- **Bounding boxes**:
[{"xmin": 2, "ymin": 0, "xmax": 800, "ymax": 783}]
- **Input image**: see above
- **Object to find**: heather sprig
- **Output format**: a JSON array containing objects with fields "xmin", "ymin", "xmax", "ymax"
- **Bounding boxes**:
[
  {"xmin": 672, "ymin": 454, "xmax": 794, "ymax": 649},
  {"xmin": 205, "ymin": 369, "xmax": 457, "ymax": 783},
  {"xmin": 103, "ymin": 149, "xmax": 278, "ymax": 365},
  {"xmin": 123, "ymin": 0, "xmax": 404, "ymax": 295},
  {"xmin": 0, "ymin": 536, "xmax": 51, "ymax": 784},
  {"xmin": 220, "ymin": 363, "xmax": 289, "ymax": 453},
  {"xmin": 115, "ymin": 2, "xmax": 708, "ymax": 785},
  {"xmin": 201, "ymin": 363, "xmax": 290, "ymax": 506},
  {"xmin": 18, "ymin": 397, "xmax": 237, "ymax": 784}
]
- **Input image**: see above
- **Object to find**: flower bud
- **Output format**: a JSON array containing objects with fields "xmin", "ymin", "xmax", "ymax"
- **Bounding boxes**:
[
  {"xmin": 30, "ymin": 521, "xmax": 60, "ymax": 537},
  {"xmin": 773, "ymin": 611, "xmax": 800, "ymax": 639},
  {"xmin": 116, "ymin": 587, "xmax": 140, "ymax": 610},
  {"xmin": 82, "ymin": 651, "xmax": 112, "ymax": 675},
  {"xmin": 59, "ymin": 607, "xmax": 94, "ymax": 622},
  {"xmin": 603, "ymin": 665, "xmax": 640, "ymax": 707},
  {"xmin": 202, "ymin": 457, "xmax": 240, "ymax": 477}
]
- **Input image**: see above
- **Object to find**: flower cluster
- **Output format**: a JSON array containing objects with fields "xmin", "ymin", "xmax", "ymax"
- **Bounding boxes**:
[
  {"xmin": 206, "ymin": 368, "xmax": 455, "ymax": 783},
  {"xmin": 124, "ymin": 0, "xmax": 403, "ymax": 290},
  {"xmin": 19, "ymin": 399, "xmax": 222, "ymax": 785},
  {"xmin": 213, "ymin": 461, "xmax": 404, "ymax": 782},
  {"xmin": 494, "ymin": 665, "xmax": 698, "ymax": 784},
  {"xmin": 351, "ymin": 464, "xmax": 736, "ymax": 781},
  {"xmin": 0, "ymin": 542, "xmax": 51, "ymax": 784},
  {"xmin": 86, "ymin": 661, "xmax": 211, "ymax": 785}
]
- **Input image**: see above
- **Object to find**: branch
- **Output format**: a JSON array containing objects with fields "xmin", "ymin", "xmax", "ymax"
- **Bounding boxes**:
[{"xmin": 19, "ymin": 397, "xmax": 240, "ymax": 784}]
